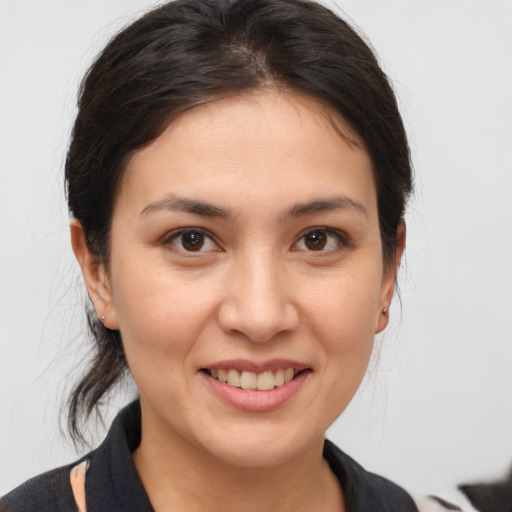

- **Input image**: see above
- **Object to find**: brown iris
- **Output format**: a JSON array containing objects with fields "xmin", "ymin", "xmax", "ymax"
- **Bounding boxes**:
[
  {"xmin": 181, "ymin": 231, "xmax": 205, "ymax": 251},
  {"xmin": 304, "ymin": 231, "xmax": 327, "ymax": 250}
]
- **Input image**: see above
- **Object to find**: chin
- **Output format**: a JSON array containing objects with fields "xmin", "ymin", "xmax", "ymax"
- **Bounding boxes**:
[
  {"xmin": 209, "ymin": 442, "xmax": 304, "ymax": 469},
  {"xmin": 195, "ymin": 422, "xmax": 321, "ymax": 469}
]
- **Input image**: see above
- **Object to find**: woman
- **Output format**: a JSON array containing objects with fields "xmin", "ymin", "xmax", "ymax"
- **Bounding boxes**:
[{"xmin": 0, "ymin": 0, "xmax": 503, "ymax": 511}]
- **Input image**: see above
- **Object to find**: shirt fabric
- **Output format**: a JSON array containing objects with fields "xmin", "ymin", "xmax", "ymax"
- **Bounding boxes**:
[{"xmin": 0, "ymin": 400, "xmax": 428, "ymax": 511}]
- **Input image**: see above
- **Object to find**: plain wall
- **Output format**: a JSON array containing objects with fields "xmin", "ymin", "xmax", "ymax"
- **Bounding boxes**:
[{"xmin": 1, "ymin": 0, "xmax": 511, "ymax": 496}]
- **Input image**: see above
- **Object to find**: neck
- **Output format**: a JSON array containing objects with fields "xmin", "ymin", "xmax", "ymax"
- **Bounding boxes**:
[{"xmin": 133, "ymin": 418, "xmax": 344, "ymax": 512}]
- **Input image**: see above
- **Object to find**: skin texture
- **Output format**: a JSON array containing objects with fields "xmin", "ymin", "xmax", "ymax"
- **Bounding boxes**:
[{"xmin": 71, "ymin": 91, "xmax": 404, "ymax": 512}]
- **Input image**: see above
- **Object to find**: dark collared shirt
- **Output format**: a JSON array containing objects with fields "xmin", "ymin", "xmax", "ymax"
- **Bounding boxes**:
[{"xmin": 1, "ymin": 401, "xmax": 419, "ymax": 511}]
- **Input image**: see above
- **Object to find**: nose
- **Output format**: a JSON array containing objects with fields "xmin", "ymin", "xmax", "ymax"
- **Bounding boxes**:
[{"xmin": 217, "ymin": 252, "xmax": 299, "ymax": 342}]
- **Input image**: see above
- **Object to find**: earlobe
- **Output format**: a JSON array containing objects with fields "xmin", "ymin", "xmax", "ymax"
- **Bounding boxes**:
[
  {"xmin": 375, "ymin": 221, "xmax": 406, "ymax": 334},
  {"xmin": 375, "ymin": 307, "xmax": 390, "ymax": 335},
  {"xmin": 70, "ymin": 219, "xmax": 119, "ymax": 330}
]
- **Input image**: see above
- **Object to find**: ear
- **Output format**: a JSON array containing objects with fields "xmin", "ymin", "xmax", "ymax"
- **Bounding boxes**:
[
  {"xmin": 70, "ymin": 219, "xmax": 119, "ymax": 330},
  {"xmin": 375, "ymin": 221, "xmax": 406, "ymax": 334}
]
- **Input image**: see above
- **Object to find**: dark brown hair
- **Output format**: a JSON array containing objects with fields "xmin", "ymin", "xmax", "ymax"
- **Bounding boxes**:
[{"xmin": 66, "ymin": 0, "xmax": 412, "ymax": 443}]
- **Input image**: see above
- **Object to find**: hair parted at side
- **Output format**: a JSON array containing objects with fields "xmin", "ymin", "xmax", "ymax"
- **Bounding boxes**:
[{"xmin": 65, "ymin": 0, "xmax": 412, "ymax": 444}]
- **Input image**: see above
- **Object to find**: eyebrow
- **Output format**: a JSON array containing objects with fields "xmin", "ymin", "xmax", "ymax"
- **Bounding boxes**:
[
  {"xmin": 140, "ymin": 194, "xmax": 231, "ymax": 219},
  {"xmin": 140, "ymin": 193, "xmax": 367, "ymax": 220},
  {"xmin": 286, "ymin": 196, "xmax": 368, "ymax": 219}
]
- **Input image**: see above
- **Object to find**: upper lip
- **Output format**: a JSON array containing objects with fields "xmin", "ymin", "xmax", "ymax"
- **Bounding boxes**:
[{"xmin": 201, "ymin": 359, "xmax": 310, "ymax": 373}]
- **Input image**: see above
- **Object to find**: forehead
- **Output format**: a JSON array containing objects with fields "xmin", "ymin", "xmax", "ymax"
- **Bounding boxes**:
[{"xmin": 118, "ymin": 90, "xmax": 376, "ymax": 219}]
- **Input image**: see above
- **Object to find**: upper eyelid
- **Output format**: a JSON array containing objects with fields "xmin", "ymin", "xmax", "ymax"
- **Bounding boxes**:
[
  {"xmin": 162, "ymin": 227, "xmax": 221, "ymax": 250},
  {"xmin": 292, "ymin": 227, "xmax": 349, "ymax": 251},
  {"xmin": 163, "ymin": 227, "xmax": 215, "ymax": 242},
  {"xmin": 296, "ymin": 226, "xmax": 348, "ymax": 241},
  {"xmin": 160, "ymin": 226, "xmax": 348, "ymax": 249}
]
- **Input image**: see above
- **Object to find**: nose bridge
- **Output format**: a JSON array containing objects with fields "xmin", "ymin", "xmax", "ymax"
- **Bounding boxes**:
[{"xmin": 218, "ymin": 247, "xmax": 298, "ymax": 342}]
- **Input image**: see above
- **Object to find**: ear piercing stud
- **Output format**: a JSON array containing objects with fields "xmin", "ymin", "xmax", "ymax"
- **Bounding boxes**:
[
  {"xmin": 101, "ymin": 315, "xmax": 106, "ymax": 321},
  {"xmin": 382, "ymin": 307, "xmax": 389, "ymax": 315}
]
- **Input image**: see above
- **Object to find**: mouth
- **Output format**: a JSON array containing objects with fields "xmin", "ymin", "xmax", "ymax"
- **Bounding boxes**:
[{"xmin": 201, "ymin": 367, "xmax": 309, "ymax": 391}]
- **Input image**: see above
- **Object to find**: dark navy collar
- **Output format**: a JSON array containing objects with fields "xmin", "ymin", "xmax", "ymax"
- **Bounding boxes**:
[
  {"xmin": 85, "ymin": 401, "xmax": 153, "ymax": 511},
  {"xmin": 85, "ymin": 400, "xmax": 417, "ymax": 512},
  {"xmin": 323, "ymin": 439, "xmax": 418, "ymax": 512}
]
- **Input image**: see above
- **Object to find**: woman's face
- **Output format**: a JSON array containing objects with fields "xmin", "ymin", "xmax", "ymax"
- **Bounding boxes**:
[{"xmin": 87, "ymin": 91, "xmax": 398, "ymax": 467}]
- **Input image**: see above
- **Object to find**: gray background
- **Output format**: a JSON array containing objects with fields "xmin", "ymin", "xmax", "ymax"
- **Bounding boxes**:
[{"xmin": 1, "ymin": 0, "xmax": 511, "ymax": 496}]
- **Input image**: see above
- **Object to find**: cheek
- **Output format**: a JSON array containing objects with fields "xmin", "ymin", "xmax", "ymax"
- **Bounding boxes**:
[
  {"xmin": 109, "ymin": 255, "xmax": 220, "ymax": 363},
  {"xmin": 306, "ymin": 266, "xmax": 382, "ymax": 335},
  {"xmin": 315, "ymin": 295, "xmax": 376, "ymax": 366},
  {"xmin": 305, "ymin": 268, "xmax": 381, "ymax": 383},
  {"xmin": 112, "ymin": 276, "xmax": 220, "ymax": 408}
]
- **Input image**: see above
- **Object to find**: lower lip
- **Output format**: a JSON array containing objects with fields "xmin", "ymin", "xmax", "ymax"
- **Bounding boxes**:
[{"xmin": 202, "ymin": 371, "xmax": 311, "ymax": 412}]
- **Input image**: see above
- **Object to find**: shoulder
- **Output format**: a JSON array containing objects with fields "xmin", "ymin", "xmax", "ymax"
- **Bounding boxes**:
[
  {"xmin": 323, "ymin": 439, "xmax": 504, "ymax": 512},
  {"xmin": 0, "ymin": 401, "xmax": 149, "ymax": 512},
  {"xmin": 324, "ymin": 439, "xmax": 419, "ymax": 511},
  {"xmin": 0, "ymin": 461, "xmax": 81, "ymax": 512}
]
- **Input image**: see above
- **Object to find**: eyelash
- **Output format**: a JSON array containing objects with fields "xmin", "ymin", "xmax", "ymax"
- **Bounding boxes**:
[
  {"xmin": 292, "ymin": 227, "xmax": 349, "ymax": 253},
  {"xmin": 162, "ymin": 228, "xmax": 220, "ymax": 254},
  {"xmin": 162, "ymin": 227, "xmax": 349, "ymax": 254}
]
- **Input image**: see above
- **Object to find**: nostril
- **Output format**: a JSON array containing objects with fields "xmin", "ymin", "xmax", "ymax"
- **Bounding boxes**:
[
  {"xmin": 217, "ymin": 278, "xmax": 299, "ymax": 342},
  {"xmin": 217, "ymin": 306, "xmax": 286, "ymax": 342}
]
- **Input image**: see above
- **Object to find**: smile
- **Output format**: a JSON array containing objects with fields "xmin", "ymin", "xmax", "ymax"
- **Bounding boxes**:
[
  {"xmin": 201, "ymin": 363, "xmax": 311, "ymax": 411},
  {"xmin": 204, "ymin": 368, "xmax": 301, "ymax": 391}
]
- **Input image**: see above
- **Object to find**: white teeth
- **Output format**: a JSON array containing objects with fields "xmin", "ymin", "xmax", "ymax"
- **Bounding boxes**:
[
  {"xmin": 209, "ymin": 367, "xmax": 301, "ymax": 390},
  {"xmin": 227, "ymin": 369, "xmax": 240, "ymax": 387},
  {"xmin": 274, "ymin": 369, "xmax": 284, "ymax": 387},
  {"xmin": 240, "ymin": 371, "xmax": 257, "ymax": 390},
  {"xmin": 284, "ymin": 368, "xmax": 294, "ymax": 383},
  {"xmin": 256, "ymin": 371, "xmax": 275, "ymax": 391}
]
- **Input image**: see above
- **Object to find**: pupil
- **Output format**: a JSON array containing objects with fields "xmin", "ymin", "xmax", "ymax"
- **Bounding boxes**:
[
  {"xmin": 182, "ymin": 232, "xmax": 204, "ymax": 251},
  {"xmin": 306, "ymin": 232, "xmax": 326, "ymax": 250}
]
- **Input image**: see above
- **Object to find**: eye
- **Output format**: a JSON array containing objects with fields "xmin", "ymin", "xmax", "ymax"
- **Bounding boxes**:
[
  {"xmin": 293, "ymin": 228, "xmax": 346, "ymax": 252},
  {"xmin": 165, "ymin": 229, "xmax": 219, "ymax": 253}
]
